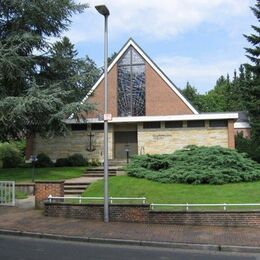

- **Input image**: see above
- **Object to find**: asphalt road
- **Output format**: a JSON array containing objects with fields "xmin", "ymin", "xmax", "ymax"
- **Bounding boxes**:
[{"xmin": 0, "ymin": 235, "xmax": 259, "ymax": 260}]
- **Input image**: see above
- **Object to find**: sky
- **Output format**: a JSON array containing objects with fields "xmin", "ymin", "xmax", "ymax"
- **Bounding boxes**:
[{"xmin": 60, "ymin": 0, "xmax": 256, "ymax": 93}]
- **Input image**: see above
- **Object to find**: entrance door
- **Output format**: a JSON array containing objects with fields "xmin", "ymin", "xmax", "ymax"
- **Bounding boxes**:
[{"xmin": 114, "ymin": 131, "xmax": 137, "ymax": 159}]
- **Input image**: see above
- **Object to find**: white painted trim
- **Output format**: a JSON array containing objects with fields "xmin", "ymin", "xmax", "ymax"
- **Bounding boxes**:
[
  {"xmin": 65, "ymin": 112, "xmax": 238, "ymax": 124},
  {"xmin": 80, "ymin": 38, "xmax": 199, "ymax": 115},
  {"xmin": 234, "ymin": 122, "xmax": 251, "ymax": 129}
]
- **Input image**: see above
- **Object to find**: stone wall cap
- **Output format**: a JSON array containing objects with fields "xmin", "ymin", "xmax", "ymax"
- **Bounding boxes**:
[
  {"xmin": 35, "ymin": 180, "xmax": 65, "ymax": 183},
  {"xmin": 149, "ymin": 210, "xmax": 260, "ymax": 214},
  {"xmin": 15, "ymin": 183, "xmax": 35, "ymax": 186}
]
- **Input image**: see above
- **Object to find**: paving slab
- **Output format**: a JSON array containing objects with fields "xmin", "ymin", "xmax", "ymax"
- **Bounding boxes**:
[{"xmin": 0, "ymin": 206, "xmax": 259, "ymax": 250}]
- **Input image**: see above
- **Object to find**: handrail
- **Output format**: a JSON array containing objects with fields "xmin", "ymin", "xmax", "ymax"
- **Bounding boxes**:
[
  {"xmin": 48, "ymin": 195, "xmax": 146, "ymax": 204},
  {"xmin": 150, "ymin": 203, "xmax": 260, "ymax": 211}
]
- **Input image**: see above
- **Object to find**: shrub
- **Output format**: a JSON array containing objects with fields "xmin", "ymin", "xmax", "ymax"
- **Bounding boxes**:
[
  {"xmin": 126, "ymin": 146, "xmax": 260, "ymax": 185},
  {"xmin": 89, "ymin": 158, "xmax": 101, "ymax": 167},
  {"xmin": 0, "ymin": 143, "xmax": 23, "ymax": 168},
  {"xmin": 235, "ymin": 132, "xmax": 260, "ymax": 163},
  {"xmin": 55, "ymin": 158, "xmax": 70, "ymax": 167},
  {"xmin": 55, "ymin": 154, "xmax": 87, "ymax": 167},
  {"xmin": 67, "ymin": 153, "xmax": 88, "ymax": 166},
  {"xmin": 35, "ymin": 153, "xmax": 53, "ymax": 168}
]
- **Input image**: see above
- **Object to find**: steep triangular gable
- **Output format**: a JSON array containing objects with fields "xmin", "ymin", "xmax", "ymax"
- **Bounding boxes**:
[{"xmin": 81, "ymin": 38, "xmax": 198, "ymax": 115}]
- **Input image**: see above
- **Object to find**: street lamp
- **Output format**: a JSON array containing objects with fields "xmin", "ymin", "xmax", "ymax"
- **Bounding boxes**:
[{"xmin": 95, "ymin": 4, "xmax": 110, "ymax": 223}]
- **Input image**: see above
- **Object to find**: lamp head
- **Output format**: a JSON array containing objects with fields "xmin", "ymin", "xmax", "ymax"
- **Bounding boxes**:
[{"xmin": 95, "ymin": 5, "xmax": 110, "ymax": 16}]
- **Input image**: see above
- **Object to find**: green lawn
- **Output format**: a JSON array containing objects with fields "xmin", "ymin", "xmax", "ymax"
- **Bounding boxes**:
[
  {"xmin": 83, "ymin": 176, "xmax": 260, "ymax": 209},
  {"xmin": 15, "ymin": 190, "xmax": 28, "ymax": 199},
  {"xmin": 0, "ymin": 167, "xmax": 86, "ymax": 183}
]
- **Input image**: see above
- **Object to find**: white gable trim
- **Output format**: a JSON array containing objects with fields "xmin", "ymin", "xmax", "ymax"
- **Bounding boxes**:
[{"xmin": 81, "ymin": 38, "xmax": 199, "ymax": 114}]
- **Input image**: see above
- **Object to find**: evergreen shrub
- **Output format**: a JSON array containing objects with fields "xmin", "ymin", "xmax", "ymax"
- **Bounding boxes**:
[
  {"xmin": 67, "ymin": 153, "xmax": 88, "ymax": 166},
  {"xmin": 126, "ymin": 145, "xmax": 260, "ymax": 184},
  {"xmin": 55, "ymin": 158, "xmax": 70, "ymax": 167},
  {"xmin": 0, "ymin": 143, "xmax": 23, "ymax": 168},
  {"xmin": 36, "ymin": 153, "xmax": 53, "ymax": 168},
  {"xmin": 55, "ymin": 154, "xmax": 87, "ymax": 167}
]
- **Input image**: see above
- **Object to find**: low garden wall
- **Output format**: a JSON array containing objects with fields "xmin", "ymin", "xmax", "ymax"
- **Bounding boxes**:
[
  {"xmin": 44, "ymin": 202, "xmax": 260, "ymax": 227},
  {"xmin": 16, "ymin": 183, "xmax": 35, "ymax": 195}
]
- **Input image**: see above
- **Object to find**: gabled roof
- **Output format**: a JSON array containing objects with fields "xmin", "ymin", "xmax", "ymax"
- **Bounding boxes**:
[{"xmin": 81, "ymin": 38, "xmax": 199, "ymax": 115}]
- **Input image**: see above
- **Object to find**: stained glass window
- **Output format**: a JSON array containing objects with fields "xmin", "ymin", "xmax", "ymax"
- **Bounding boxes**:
[{"xmin": 118, "ymin": 47, "xmax": 145, "ymax": 116}]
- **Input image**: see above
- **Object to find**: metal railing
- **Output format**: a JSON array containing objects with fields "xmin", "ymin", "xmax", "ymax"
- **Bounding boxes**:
[
  {"xmin": 0, "ymin": 181, "xmax": 15, "ymax": 206},
  {"xmin": 150, "ymin": 203, "xmax": 260, "ymax": 211},
  {"xmin": 48, "ymin": 195, "xmax": 146, "ymax": 204}
]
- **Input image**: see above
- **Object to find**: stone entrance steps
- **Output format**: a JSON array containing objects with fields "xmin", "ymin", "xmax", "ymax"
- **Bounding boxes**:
[
  {"xmin": 83, "ymin": 167, "xmax": 119, "ymax": 177},
  {"xmin": 108, "ymin": 159, "xmax": 127, "ymax": 167},
  {"xmin": 64, "ymin": 182, "xmax": 90, "ymax": 196}
]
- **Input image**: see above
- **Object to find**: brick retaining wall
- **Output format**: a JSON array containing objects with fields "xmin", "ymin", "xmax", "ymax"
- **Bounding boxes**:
[
  {"xmin": 35, "ymin": 181, "xmax": 64, "ymax": 209},
  {"xmin": 44, "ymin": 202, "xmax": 260, "ymax": 227},
  {"xmin": 149, "ymin": 211, "xmax": 260, "ymax": 227}
]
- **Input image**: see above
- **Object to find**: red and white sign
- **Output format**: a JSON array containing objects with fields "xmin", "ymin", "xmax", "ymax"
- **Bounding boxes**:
[{"xmin": 104, "ymin": 114, "xmax": 112, "ymax": 121}]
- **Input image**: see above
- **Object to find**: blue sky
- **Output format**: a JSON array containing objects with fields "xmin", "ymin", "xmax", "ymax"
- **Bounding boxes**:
[{"xmin": 60, "ymin": 0, "xmax": 256, "ymax": 93}]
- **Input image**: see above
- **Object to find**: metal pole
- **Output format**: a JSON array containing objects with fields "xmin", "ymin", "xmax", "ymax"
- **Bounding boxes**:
[{"xmin": 103, "ymin": 14, "xmax": 109, "ymax": 223}]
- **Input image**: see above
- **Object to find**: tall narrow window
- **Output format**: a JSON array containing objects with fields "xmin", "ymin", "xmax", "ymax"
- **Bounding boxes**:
[{"xmin": 118, "ymin": 47, "xmax": 145, "ymax": 116}]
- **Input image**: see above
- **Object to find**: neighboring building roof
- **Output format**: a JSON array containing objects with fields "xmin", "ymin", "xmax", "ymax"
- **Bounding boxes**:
[
  {"xmin": 80, "ymin": 38, "xmax": 199, "ymax": 115},
  {"xmin": 65, "ymin": 112, "xmax": 239, "ymax": 124},
  {"xmin": 234, "ymin": 122, "xmax": 251, "ymax": 129}
]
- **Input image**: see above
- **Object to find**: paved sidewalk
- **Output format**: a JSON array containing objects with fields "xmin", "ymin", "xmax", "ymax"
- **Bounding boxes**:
[{"xmin": 0, "ymin": 206, "xmax": 259, "ymax": 249}]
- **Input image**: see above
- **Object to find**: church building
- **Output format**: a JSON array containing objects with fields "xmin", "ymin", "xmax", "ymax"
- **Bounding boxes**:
[{"xmin": 27, "ymin": 39, "xmax": 248, "ymax": 162}]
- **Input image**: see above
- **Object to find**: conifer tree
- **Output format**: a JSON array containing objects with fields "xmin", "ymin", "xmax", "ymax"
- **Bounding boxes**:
[{"xmin": 244, "ymin": 0, "xmax": 260, "ymax": 145}]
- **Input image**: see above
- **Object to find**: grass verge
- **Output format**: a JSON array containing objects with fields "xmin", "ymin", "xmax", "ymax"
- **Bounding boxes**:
[
  {"xmin": 0, "ymin": 167, "xmax": 86, "ymax": 183},
  {"xmin": 83, "ymin": 176, "xmax": 260, "ymax": 210}
]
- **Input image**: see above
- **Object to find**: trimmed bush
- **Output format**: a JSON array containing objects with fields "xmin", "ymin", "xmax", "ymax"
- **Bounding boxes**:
[
  {"xmin": 55, "ymin": 154, "xmax": 87, "ymax": 167},
  {"xmin": 0, "ymin": 143, "xmax": 23, "ymax": 168},
  {"xmin": 36, "ymin": 153, "xmax": 53, "ymax": 168},
  {"xmin": 55, "ymin": 158, "xmax": 70, "ymax": 167},
  {"xmin": 126, "ymin": 145, "xmax": 260, "ymax": 185},
  {"xmin": 67, "ymin": 153, "xmax": 87, "ymax": 166}
]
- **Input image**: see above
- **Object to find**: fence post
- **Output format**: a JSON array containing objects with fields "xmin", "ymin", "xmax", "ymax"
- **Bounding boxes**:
[
  {"xmin": 12, "ymin": 182, "xmax": 15, "ymax": 206},
  {"xmin": 224, "ymin": 203, "xmax": 226, "ymax": 211},
  {"xmin": 48, "ymin": 195, "xmax": 52, "ymax": 203},
  {"xmin": 186, "ymin": 203, "xmax": 189, "ymax": 211}
]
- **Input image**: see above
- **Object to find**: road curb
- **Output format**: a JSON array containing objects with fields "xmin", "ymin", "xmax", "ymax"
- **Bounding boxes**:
[{"xmin": 0, "ymin": 228, "xmax": 259, "ymax": 254}]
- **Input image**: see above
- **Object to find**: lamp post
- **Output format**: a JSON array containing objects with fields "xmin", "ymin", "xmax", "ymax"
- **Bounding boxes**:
[{"xmin": 95, "ymin": 4, "xmax": 110, "ymax": 223}]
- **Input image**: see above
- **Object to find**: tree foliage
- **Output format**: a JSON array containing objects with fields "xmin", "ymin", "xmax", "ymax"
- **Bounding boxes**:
[
  {"xmin": 181, "ymin": 68, "xmax": 251, "ymax": 113},
  {"xmin": 0, "ymin": 0, "xmax": 96, "ymax": 141},
  {"xmin": 243, "ymin": 0, "xmax": 260, "ymax": 145}
]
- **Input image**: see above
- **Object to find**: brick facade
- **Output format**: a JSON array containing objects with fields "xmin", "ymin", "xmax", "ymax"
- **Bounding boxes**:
[
  {"xmin": 44, "ymin": 203, "xmax": 260, "ymax": 227},
  {"xmin": 145, "ymin": 63, "xmax": 193, "ymax": 115},
  {"xmin": 35, "ymin": 181, "xmax": 64, "ymax": 209}
]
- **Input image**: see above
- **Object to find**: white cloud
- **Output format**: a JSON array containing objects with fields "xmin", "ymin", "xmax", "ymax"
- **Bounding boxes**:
[
  {"xmin": 67, "ymin": 0, "xmax": 253, "ymax": 43},
  {"xmin": 156, "ymin": 55, "xmax": 248, "ymax": 93}
]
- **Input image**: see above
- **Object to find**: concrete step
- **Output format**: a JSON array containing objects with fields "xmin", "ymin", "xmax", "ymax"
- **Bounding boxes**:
[
  {"xmin": 64, "ymin": 186, "xmax": 89, "ymax": 190},
  {"xmin": 108, "ymin": 160, "xmax": 127, "ymax": 166},
  {"xmin": 64, "ymin": 182, "xmax": 90, "ymax": 195},
  {"xmin": 83, "ymin": 173, "xmax": 116, "ymax": 177},
  {"xmin": 64, "ymin": 182, "xmax": 90, "ymax": 186},
  {"xmin": 64, "ymin": 190, "xmax": 85, "ymax": 195}
]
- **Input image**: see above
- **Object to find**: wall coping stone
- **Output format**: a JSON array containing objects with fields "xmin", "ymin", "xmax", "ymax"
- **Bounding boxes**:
[
  {"xmin": 16, "ymin": 183, "xmax": 35, "ymax": 186},
  {"xmin": 35, "ymin": 180, "xmax": 64, "ymax": 183},
  {"xmin": 149, "ymin": 210, "xmax": 260, "ymax": 214},
  {"xmin": 44, "ymin": 202, "xmax": 150, "ymax": 207}
]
